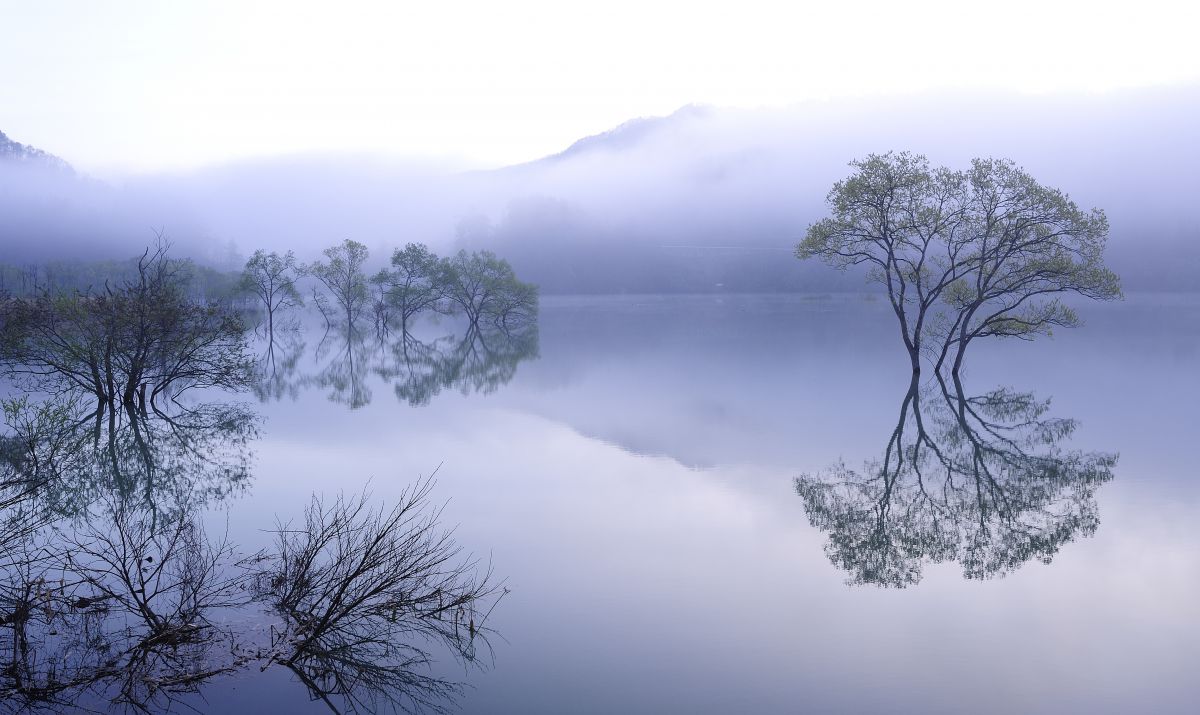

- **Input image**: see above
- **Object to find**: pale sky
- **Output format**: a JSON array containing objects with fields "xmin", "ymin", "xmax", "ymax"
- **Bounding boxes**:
[{"xmin": 2, "ymin": 0, "xmax": 1197, "ymax": 174}]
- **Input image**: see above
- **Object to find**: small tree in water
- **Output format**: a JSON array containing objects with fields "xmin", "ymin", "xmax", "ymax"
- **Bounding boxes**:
[
  {"xmin": 308, "ymin": 240, "xmax": 370, "ymax": 332},
  {"xmin": 796, "ymin": 152, "xmax": 1120, "ymax": 373},
  {"xmin": 240, "ymin": 249, "xmax": 304, "ymax": 341},
  {"xmin": 440, "ymin": 250, "xmax": 538, "ymax": 330},
  {"xmin": 371, "ymin": 243, "xmax": 445, "ymax": 336}
]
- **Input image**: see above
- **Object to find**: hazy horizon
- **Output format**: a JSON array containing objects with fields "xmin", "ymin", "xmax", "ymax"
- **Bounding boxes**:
[{"xmin": 3, "ymin": 0, "xmax": 1198, "ymax": 174}]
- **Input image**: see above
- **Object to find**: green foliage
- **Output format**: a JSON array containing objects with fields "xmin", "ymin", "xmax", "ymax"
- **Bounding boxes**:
[
  {"xmin": 362, "ymin": 244, "xmax": 538, "ymax": 337},
  {"xmin": 439, "ymin": 250, "xmax": 539, "ymax": 329},
  {"xmin": 370, "ymin": 243, "xmax": 445, "ymax": 332},
  {"xmin": 240, "ymin": 249, "xmax": 304, "ymax": 337},
  {"xmin": 797, "ymin": 152, "xmax": 1122, "ymax": 372},
  {"xmin": 307, "ymin": 239, "xmax": 370, "ymax": 328},
  {"xmin": 0, "ymin": 256, "xmax": 245, "ymax": 304}
]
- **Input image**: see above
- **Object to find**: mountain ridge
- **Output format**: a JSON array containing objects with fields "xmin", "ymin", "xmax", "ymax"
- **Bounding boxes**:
[{"xmin": 0, "ymin": 130, "xmax": 73, "ymax": 173}]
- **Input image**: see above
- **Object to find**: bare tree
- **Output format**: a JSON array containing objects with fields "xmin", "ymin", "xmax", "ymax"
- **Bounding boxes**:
[
  {"xmin": 253, "ymin": 478, "xmax": 504, "ymax": 713},
  {"xmin": 0, "ymin": 502, "xmax": 252, "ymax": 712},
  {"xmin": 0, "ymin": 244, "xmax": 252, "ymax": 408}
]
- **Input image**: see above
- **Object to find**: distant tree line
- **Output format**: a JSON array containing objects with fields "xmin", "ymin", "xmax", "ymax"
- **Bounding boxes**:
[
  {"xmin": 0, "ymin": 250, "xmax": 243, "ymax": 304},
  {"xmin": 238, "ymin": 239, "xmax": 538, "ymax": 342}
]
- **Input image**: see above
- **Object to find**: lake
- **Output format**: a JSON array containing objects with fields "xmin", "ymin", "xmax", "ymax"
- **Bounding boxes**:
[{"xmin": 7, "ymin": 292, "xmax": 1200, "ymax": 714}]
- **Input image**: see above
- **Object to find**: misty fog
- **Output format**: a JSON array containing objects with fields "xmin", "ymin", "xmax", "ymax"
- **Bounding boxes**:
[{"xmin": 3, "ymin": 85, "xmax": 1197, "ymax": 292}]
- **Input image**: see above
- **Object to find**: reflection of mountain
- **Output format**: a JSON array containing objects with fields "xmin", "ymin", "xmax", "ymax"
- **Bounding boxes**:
[{"xmin": 795, "ymin": 374, "xmax": 1117, "ymax": 587}]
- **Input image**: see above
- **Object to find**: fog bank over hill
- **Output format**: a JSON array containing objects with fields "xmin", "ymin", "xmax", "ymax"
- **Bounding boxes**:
[{"xmin": 2, "ymin": 86, "xmax": 1198, "ymax": 292}]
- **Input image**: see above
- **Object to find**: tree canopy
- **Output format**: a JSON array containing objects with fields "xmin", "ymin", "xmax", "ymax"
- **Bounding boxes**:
[{"xmin": 797, "ymin": 152, "xmax": 1121, "ymax": 372}]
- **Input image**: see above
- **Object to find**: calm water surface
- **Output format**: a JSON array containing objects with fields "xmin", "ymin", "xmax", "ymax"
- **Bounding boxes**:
[{"xmin": 63, "ymin": 293, "xmax": 1200, "ymax": 712}]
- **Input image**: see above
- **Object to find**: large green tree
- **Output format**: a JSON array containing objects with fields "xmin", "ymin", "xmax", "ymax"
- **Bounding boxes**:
[{"xmin": 797, "ymin": 153, "xmax": 1120, "ymax": 373}]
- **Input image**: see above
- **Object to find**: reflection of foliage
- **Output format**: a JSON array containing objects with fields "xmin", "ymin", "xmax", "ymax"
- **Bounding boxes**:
[
  {"xmin": 302, "ymin": 317, "xmax": 539, "ymax": 410},
  {"xmin": 1, "ymin": 395, "xmax": 258, "ymax": 519},
  {"xmin": 0, "ymin": 394, "xmax": 502, "ymax": 714},
  {"xmin": 253, "ymin": 479, "xmax": 503, "ymax": 714},
  {"xmin": 795, "ymin": 375, "xmax": 1117, "ymax": 587},
  {"xmin": 379, "ymin": 324, "xmax": 539, "ymax": 407},
  {"xmin": 252, "ymin": 329, "xmax": 307, "ymax": 402},
  {"xmin": 308, "ymin": 321, "xmax": 376, "ymax": 409}
]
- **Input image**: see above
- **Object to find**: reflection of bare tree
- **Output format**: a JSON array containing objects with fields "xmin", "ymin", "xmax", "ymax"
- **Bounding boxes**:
[
  {"xmin": 378, "ymin": 324, "xmax": 539, "ymax": 408},
  {"xmin": 0, "ymin": 501, "xmax": 250, "ymax": 713},
  {"xmin": 0, "ymin": 476, "xmax": 503, "ymax": 714},
  {"xmin": 253, "ymin": 478, "xmax": 503, "ymax": 714},
  {"xmin": 795, "ymin": 373, "xmax": 1117, "ymax": 587}
]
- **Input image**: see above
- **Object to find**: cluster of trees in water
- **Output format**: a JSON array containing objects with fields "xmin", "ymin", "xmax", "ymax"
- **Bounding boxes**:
[
  {"xmin": 0, "ymin": 237, "xmax": 540, "ymax": 413},
  {"xmin": 0, "ymin": 401, "xmax": 500, "ymax": 712},
  {"xmin": 0, "ymin": 458, "xmax": 500, "ymax": 713},
  {"xmin": 243, "ymin": 239, "xmax": 537, "ymax": 342},
  {"xmin": 0, "ymin": 238, "xmax": 530, "ymax": 711},
  {"xmin": 241, "ymin": 239, "xmax": 539, "ymax": 409}
]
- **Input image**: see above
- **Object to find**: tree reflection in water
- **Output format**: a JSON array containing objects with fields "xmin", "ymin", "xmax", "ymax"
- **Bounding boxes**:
[
  {"xmin": 307, "ymin": 321, "xmax": 376, "ymax": 409},
  {"xmin": 253, "ymin": 328, "xmax": 307, "ymax": 403},
  {"xmin": 379, "ymin": 323, "xmax": 539, "ymax": 408},
  {"xmin": 274, "ymin": 316, "xmax": 539, "ymax": 410},
  {"xmin": 0, "ymin": 409, "xmax": 502, "ymax": 714},
  {"xmin": 1, "ymin": 394, "xmax": 258, "ymax": 519},
  {"xmin": 795, "ymin": 373, "xmax": 1117, "ymax": 587},
  {"xmin": 1, "ymin": 302, "xmax": 504, "ymax": 712}
]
